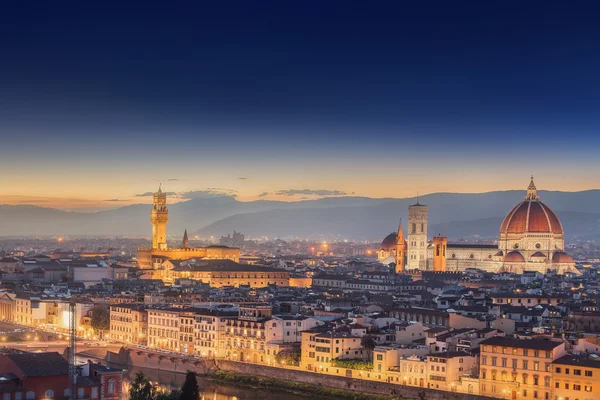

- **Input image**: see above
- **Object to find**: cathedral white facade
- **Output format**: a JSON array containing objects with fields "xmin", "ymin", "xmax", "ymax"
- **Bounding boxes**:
[{"xmin": 379, "ymin": 178, "xmax": 579, "ymax": 275}]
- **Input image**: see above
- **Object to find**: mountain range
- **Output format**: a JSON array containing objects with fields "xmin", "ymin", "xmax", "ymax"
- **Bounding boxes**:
[{"xmin": 1, "ymin": 190, "xmax": 600, "ymax": 241}]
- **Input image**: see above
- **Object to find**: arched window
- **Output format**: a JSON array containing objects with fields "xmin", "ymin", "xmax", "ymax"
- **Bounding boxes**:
[
  {"xmin": 26, "ymin": 392, "xmax": 35, "ymax": 400},
  {"xmin": 45, "ymin": 390, "xmax": 54, "ymax": 399},
  {"xmin": 107, "ymin": 379, "xmax": 116, "ymax": 395}
]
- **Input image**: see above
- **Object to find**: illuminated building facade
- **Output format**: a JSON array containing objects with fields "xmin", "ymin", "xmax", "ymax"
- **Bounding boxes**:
[
  {"xmin": 137, "ymin": 186, "xmax": 240, "ymax": 271},
  {"xmin": 109, "ymin": 304, "xmax": 148, "ymax": 344},
  {"xmin": 379, "ymin": 178, "xmax": 578, "ymax": 275},
  {"xmin": 479, "ymin": 336, "xmax": 566, "ymax": 400}
]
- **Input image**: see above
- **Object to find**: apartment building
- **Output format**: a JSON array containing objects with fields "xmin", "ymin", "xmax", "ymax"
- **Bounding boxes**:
[
  {"xmin": 479, "ymin": 337, "xmax": 566, "ymax": 400},
  {"xmin": 109, "ymin": 304, "xmax": 148, "ymax": 344},
  {"xmin": 148, "ymin": 308, "xmax": 181, "ymax": 351},
  {"xmin": 300, "ymin": 329, "xmax": 364, "ymax": 372},
  {"xmin": 223, "ymin": 304, "xmax": 271, "ymax": 363},
  {"xmin": 179, "ymin": 311, "xmax": 195, "ymax": 355},
  {"xmin": 426, "ymin": 352, "xmax": 478, "ymax": 392},
  {"xmin": 552, "ymin": 355, "xmax": 600, "ymax": 400},
  {"xmin": 193, "ymin": 308, "xmax": 238, "ymax": 358}
]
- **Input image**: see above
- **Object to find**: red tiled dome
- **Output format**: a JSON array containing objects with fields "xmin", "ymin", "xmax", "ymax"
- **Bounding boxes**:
[
  {"xmin": 503, "ymin": 251, "xmax": 525, "ymax": 263},
  {"xmin": 531, "ymin": 251, "xmax": 546, "ymax": 258},
  {"xmin": 380, "ymin": 233, "xmax": 397, "ymax": 250},
  {"xmin": 552, "ymin": 251, "xmax": 574, "ymax": 263},
  {"xmin": 500, "ymin": 201, "xmax": 563, "ymax": 236}
]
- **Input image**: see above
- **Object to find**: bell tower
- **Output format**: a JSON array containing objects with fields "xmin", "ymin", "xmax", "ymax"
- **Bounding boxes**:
[
  {"xmin": 395, "ymin": 219, "xmax": 407, "ymax": 273},
  {"xmin": 150, "ymin": 185, "xmax": 169, "ymax": 250},
  {"xmin": 407, "ymin": 199, "xmax": 428, "ymax": 270},
  {"xmin": 432, "ymin": 235, "xmax": 448, "ymax": 272}
]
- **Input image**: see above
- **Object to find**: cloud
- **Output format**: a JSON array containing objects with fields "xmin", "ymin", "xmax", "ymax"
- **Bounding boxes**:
[
  {"xmin": 179, "ymin": 188, "xmax": 238, "ymax": 199},
  {"xmin": 238, "ymin": 177, "xmax": 248, "ymax": 180},
  {"xmin": 168, "ymin": 178, "xmax": 180, "ymax": 181},
  {"xmin": 274, "ymin": 189, "xmax": 348, "ymax": 197},
  {"xmin": 135, "ymin": 191, "xmax": 176, "ymax": 197},
  {"xmin": 104, "ymin": 199, "xmax": 127, "ymax": 202},
  {"xmin": 258, "ymin": 189, "xmax": 348, "ymax": 198}
]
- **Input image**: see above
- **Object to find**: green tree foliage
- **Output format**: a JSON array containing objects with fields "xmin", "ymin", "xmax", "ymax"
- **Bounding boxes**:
[
  {"xmin": 274, "ymin": 348, "xmax": 301, "ymax": 366},
  {"xmin": 91, "ymin": 307, "xmax": 110, "ymax": 331},
  {"xmin": 360, "ymin": 334, "xmax": 377, "ymax": 360},
  {"xmin": 129, "ymin": 372, "xmax": 156, "ymax": 400},
  {"xmin": 330, "ymin": 358, "xmax": 373, "ymax": 371},
  {"xmin": 179, "ymin": 371, "xmax": 200, "ymax": 400}
]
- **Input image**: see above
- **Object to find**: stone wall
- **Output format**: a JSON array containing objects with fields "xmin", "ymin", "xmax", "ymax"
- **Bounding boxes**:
[
  {"xmin": 106, "ymin": 347, "xmax": 218, "ymax": 375},
  {"xmin": 217, "ymin": 360, "xmax": 495, "ymax": 400}
]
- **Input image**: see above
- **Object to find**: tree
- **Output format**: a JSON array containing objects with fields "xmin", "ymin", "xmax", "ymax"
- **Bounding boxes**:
[
  {"xmin": 130, "ymin": 372, "xmax": 156, "ymax": 400},
  {"xmin": 275, "ymin": 348, "xmax": 301, "ymax": 366},
  {"xmin": 360, "ymin": 335, "xmax": 376, "ymax": 360},
  {"xmin": 179, "ymin": 371, "xmax": 199, "ymax": 400},
  {"xmin": 91, "ymin": 307, "xmax": 110, "ymax": 331}
]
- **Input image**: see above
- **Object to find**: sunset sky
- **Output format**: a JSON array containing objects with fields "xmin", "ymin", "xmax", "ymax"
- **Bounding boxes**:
[{"xmin": 1, "ymin": 2, "xmax": 599, "ymax": 211}]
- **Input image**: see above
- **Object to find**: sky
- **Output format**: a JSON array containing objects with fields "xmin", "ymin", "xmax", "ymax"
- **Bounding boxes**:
[{"xmin": 0, "ymin": 1, "xmax": 599, "ymax": 211}]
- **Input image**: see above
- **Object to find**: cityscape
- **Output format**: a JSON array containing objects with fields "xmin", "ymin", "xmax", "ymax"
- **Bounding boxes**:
[{"xmin": 1, "ymin": 2, "xmax": 600, "ymax": 400}]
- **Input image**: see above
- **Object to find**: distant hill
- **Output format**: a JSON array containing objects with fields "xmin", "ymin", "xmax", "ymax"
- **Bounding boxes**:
[{"xmin": 0, "ymin": 189, "xmax": 600, "ymax": 239}]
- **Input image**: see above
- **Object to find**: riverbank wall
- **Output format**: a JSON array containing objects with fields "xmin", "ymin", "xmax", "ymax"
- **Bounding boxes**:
[
  {"xmin": 216, "ymin": 360, "xmax": 494, "ymax": 400},
  {"xmin": 105, "ymin": 347, "xmax": 493, "ymax": 400},
  {"xmin": 105, "ymin": 347, "xmax": 218, "ymax": 375}
]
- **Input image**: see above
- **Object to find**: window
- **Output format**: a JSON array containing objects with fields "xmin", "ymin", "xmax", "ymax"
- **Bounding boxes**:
[
  {"xmin": 573, "ymin": 384, "xmax": 581, "ymax": 391},
  {"xmin": 585, "ymin": 370, "xmax": 593, "ymax": 377},
  {"xmin": 376, "ymin": 355, "xmax": 383, "ymax": 361},
  {"xmin": 15, "ymin": 394, "xmax": 21, "ymax": 400},
  {"xmin": 77, "ymin": 388, "xmax": 84, "ymax": 400},
  {"xmin": 585, "ymin": 385, "xmax": 592, "ymax": 392},
  {"xmin": 523, "ymin": 360, "xmax": 529, "ymax": 370},
  {"xmin": 44, "ymin": 391, "xmax": 53, "ymax": 399},
  {"xmin": 91, "ymin": 388, "xmax": 98, "ymax": 399},
  {"xmin": 4, "ymin": 393, "xmax": 10, "ymax": 400},
  {"xmin": 107, "ymin": 379, "xmax": 116, "ymax": 395},
  {"xmin": 574, "ymin": 369, "xmax": 581, "ymax": 376},
  {"xmin": 26, "ymin": 393, "xmax": 34, "ymax": 400},
  {"xmin": 556, "ymin": 367, "xmax": 561, "ymax": 373}
]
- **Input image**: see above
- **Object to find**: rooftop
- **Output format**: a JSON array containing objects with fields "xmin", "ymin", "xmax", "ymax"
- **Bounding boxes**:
[
  {"xmin": 4, "ymin": 352, "xmax": 69, "ymax": 376},
  {"xmin": 480, "ymin": 336, "xmax": 563, "ymax": 351}
]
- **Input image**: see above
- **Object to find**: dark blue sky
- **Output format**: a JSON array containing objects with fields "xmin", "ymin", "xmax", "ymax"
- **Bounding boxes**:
[{"xmin": 0, "ymin": 1, "xmax": 599, "ymax": 207}]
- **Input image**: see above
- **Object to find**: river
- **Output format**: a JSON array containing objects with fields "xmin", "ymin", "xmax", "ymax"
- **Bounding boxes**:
[{"xmin": 82, "ymin": 358, "xmax": 310, "ymax": 400}]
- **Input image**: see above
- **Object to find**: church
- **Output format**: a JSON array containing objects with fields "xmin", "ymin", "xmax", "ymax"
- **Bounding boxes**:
[
  {"xmin": 378, "ymin": 178, "xmax": 579, "ymax": 275},
  {"xmin": 137, "ymin": 186, "xmax": 240, "ymax": 270}
]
